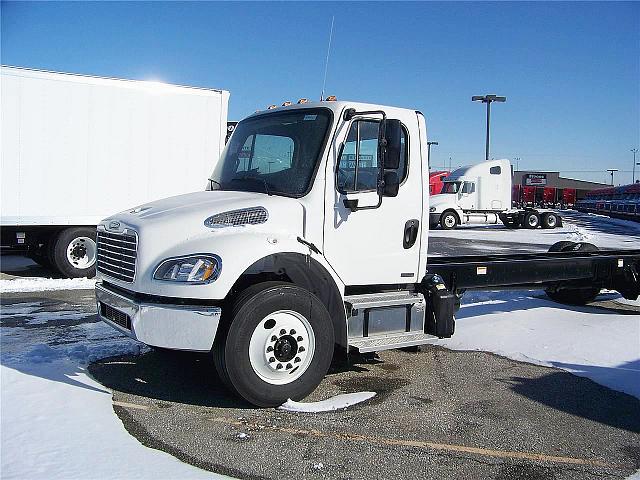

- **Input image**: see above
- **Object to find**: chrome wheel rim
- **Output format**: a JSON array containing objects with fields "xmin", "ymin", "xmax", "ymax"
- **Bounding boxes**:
[
  {"xmin": 248, "ymin": 310, "xmax": 315, "ymax": 385},
  {"xmin": 527, "ymin": 215, "xmax": 539, "ymax": 227},
  {"xmin": 444, "ymin": 215, "xmax": 456, "ymax": 228},
  {"xmin": 66, "ymin": 237, "xmax": 96, "ymax": 269}
]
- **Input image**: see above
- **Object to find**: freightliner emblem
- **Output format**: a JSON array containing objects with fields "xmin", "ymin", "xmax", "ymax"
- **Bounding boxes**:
[{"xmin": 109, "ymin": 221, "xmax": 121, "ymax": 230}]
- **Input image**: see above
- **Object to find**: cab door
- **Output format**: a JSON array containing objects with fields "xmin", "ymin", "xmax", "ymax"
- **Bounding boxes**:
[{"xmin": 322, "ymin": 108, "xmax": 424, "ymax": 286}]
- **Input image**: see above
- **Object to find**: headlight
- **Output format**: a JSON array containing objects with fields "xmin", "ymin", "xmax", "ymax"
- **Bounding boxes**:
[
  {"xmin": 429, "ymin": 207, "xmax": 436, "ymax": 212},
  {"xmin": 153, "ymin": 255, "xmax": 221, "ymax": 284}
]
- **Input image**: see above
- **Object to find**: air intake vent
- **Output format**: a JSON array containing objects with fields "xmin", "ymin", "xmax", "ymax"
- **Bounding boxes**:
[{"xmin": 205, "ymin": 207, "xmax": 269, "ymax": 228}]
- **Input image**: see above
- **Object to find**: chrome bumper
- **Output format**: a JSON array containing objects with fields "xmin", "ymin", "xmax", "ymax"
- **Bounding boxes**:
[{"xmin": 95, "ymin": 282, "xmax": 222, "ymax": 352}]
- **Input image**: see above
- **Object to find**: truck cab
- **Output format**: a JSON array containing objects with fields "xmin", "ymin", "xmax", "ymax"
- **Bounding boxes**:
[
  {"xmin": 96, "ymin": 101, "xmax": 433, "ymax": 406},
  {"xmin": 95, "ymin": 100, "xmax": 639, "ymax": 407},
  {"xmin": 428, "ymin": 159, "xmax": 511, "ymax": 229}
]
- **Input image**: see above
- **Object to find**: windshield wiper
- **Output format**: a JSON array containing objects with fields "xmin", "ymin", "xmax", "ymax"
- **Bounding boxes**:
[{"xmin": 230, "ymin": 176, "xmax": 274, "ymax": 196}]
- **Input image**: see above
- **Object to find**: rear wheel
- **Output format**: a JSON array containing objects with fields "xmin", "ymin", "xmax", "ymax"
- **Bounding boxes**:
[
  {"xmin": 545, "ymin": 242, "xmax": 601, "ymax": 305},
  {"xmin": 440, "ymin": 211, "xmax": 458, "ymax": 230},
  {"xmin": 213, "ymin": 282, "xmax": 334, "ymax": 407},
  {"xmin": 541, "ymin": 212, "xmax": 559, "ymax": 229},
  {"xmin": 51, "ymin": 227, "xmax": 97, "ymax": 278},
  {"xmin": 523, "ymin": 211, "xmax": 540, "ymax": 229}
]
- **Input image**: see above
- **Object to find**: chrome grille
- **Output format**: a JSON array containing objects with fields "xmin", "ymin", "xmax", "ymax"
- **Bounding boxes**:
[{"xmin": 96, "ymin": 229, "xmax": 137, "ymax": 282}]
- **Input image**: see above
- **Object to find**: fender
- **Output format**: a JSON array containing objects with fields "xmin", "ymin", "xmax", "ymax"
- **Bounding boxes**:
[{"xmin": 230, "ymin": 252, "xmax": 348, "ymax": 347}]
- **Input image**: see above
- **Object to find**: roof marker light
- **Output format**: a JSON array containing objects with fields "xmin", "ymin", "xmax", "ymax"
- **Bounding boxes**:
[
  {"xmin": 282, "ymin": 101, "xmax": 292, "ymax": 107},
  {"xmin": 297, "ymin": 98, "xmax": 308, "ymax": 104},
  {"xmin": 325, "ymin": 95, "xmax": 337, "ymax": 101},
  {"xmin": 267, "ymin": 105, "xmax": 277, "ymax": 110}
]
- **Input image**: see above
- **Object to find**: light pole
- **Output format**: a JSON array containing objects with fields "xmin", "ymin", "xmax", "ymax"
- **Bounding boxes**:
[
  {"xmin": 607, "ymin": 168, "xmax": 618, "ymax": 186},
  {"xmin": 632, "ymin": 148, "xmax": 639, "ymax": 183},
  {"xmin": 427, "ymin": 141, "xmax": 438, "ymax": 170},
  {"xmin": 472, "ymin": 94, "xmax": 506, "ymax": 161}
]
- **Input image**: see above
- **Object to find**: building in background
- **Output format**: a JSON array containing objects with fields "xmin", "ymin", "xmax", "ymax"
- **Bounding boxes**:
[{"xmin": 512, "ymin": 170, "xmax": 609, "ymax": 208}]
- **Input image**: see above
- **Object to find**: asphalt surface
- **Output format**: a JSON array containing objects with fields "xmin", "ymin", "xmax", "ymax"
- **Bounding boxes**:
[{"xmin": 89, "ymin": 346, "xmax": 640, "ymax": 480}]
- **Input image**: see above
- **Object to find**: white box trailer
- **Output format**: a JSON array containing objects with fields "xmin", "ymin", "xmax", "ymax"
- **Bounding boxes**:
[{"xmin": 1, "ymin": 66, "xmax": 229, "ymax": 277}]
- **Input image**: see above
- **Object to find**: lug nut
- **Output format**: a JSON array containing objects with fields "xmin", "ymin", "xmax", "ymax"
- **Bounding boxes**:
[
  {"xmin": 294, "ymin": 357, "xmax": 301, "ymax": 363},
  {"xmin": 266, "ymin": 346, "xmax": 273, "ymax": 352},
  {"xmin": 297, "ymin": 336, "xmax": 303, "ymax": 342},
  {"xmin": 269, "ymin": 357, "xmax": 275, "ymax": 363},
  {"xmin": 286, "ymin": 363, "xmax": 292, "ymax": 370},
  {"xmin": 276, "ymin": 363, "xmax": 283, "ymax": 370},
  {"xmin": 271, "ymin": 335, "xmax": 277, "ymax": 342},
  {"xmin": 290, "ymin": 329, "xmax": 296, "ymax": 335},
  {"xmin": 280, "ymin": 329, "xmax": 286, "ymax": 335},
  {"xmin": 298, "ymin": 346, "xmax": 305, "ymax": 352}
]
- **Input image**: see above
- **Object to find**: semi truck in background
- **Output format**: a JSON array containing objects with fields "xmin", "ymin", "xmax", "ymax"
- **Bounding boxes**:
[
  {"xmin": 1, "ymin": 66, "xmax": 229, "ymax": 278},
  {"xmin": 94, "ymin": 100, "xmax": 640, "ymax": 407},
  {"xmin": 428, "ymin": 159, "xmax": 562, "ymax": 229}
]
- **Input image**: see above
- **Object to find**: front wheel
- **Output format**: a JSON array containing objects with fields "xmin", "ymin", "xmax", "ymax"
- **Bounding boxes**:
[
  {"xmin": 213, "ymin": 282, "xmax": 334, "ymax": 407},
  {"xmin": 440, "ymin": 211, "xmax": 459, "ymax": 230}
]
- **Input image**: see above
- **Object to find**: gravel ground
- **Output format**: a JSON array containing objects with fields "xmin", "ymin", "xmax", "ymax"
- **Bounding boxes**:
[{"xmin": 90, "ymin": 346, "xmax": 640, "ymax": 480}]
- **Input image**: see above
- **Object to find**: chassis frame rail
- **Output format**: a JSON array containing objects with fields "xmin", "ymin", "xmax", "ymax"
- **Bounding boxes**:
[{"xmin": 425, "ymin": 249, "xmax": 640, "ymax": 299}]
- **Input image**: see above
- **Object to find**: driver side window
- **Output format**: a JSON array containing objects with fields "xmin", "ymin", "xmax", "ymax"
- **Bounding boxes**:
[
  {"xmin": 337, "ymin": 120, "xmax": 379, "ymax": 192},
  {"xmin": 336, "ymin": 120, "xmax": 408, "ymax": 193}
]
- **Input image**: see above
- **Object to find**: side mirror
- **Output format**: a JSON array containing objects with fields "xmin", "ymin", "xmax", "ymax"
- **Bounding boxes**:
[
  {"xmin": 380, "ymin": 119, "xmax": 402, "ymax": 169},
  {"xmin": 381, "ymin": 171, "xmax": 399, "ymax": 197}
]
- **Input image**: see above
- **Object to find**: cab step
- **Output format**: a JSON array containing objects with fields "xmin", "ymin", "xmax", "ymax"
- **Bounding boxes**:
[
  {"xmin": 348, "ymin": 332, "xmax": 436, "ymax": 353},
  {"xmin": 344, "ymin": 291, "xmax": 423, "ymax": 310}
]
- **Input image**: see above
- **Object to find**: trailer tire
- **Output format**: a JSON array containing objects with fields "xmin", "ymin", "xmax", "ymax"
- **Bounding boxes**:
[
  {"xmin": 545, "ymin": 242, "xmax": 601, "ymax": 305},
  {"xmin": 523, "ymin": 211, "xmax": 540, "ymax": 229},
  {"xmin": 51, "ymin": 227, "xmax": 97, "ymax": 278},
  {"xmin": 440, "ymin": 211, "xmax": 459, "ymax": 230},
  {"xmin": 213, "ymin": 282, "xmax": 334, "ymax": 407},
  {"xmin": 541, "ymin": 212, "xmax": 559, "ymax": 229}
]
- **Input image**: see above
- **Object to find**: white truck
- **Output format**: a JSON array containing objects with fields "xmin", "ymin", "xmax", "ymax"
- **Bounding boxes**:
[
  {"xmin": 1, "ymin": 66, "xmax": 229, "ymax": 277},
  {"xmin": 429, "ymin": 159, "xmax": 561, "ymax": 230},
  {"xmin": 95, "ymin": 100, "xmax": 640, "ymax": 407}
]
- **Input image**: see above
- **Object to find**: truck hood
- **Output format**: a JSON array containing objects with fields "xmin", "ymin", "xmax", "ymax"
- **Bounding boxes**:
[
  {"xmin": 103, "ymin": 190, "xmax": 303, "ymax": 234},
  {"xmin": 99, "ymin": 190, "xmax": 306, "ymax": 288},
  {"xmin": 429, "ymin": 193, "xmax": 458, "ymax": 211}
]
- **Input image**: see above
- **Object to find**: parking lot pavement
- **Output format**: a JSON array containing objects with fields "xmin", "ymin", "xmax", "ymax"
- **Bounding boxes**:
[{"xmin": 89, "ymin": 346, "xmax": 640, "ymax": 480}]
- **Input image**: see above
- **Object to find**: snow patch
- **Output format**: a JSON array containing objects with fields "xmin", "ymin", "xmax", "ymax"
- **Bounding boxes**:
[
  {"xmin": 0, "ymin": 277, "xmax": 96, "ymax": 293},
  {"xmin": 279, "ymin": 391, "xmax": 376, "ymax": 412}
]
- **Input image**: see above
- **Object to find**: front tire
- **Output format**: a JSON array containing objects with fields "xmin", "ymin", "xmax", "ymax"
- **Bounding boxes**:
[
  {"xmin": 213, "ymin": 282, "xmax": 334, "ymax": 407},
  {"xmin": 51, "ymin": 227, "xmax": 97, "ymax": 278},
  {"xmin": 440, "ymin": 211, "xmax": 459, "ymax": 230}
]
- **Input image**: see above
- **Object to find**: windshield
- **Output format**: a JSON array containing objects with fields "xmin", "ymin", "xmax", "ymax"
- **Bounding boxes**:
[
  {"xmin": 441, "ymin": 181, "xmax": 461, "ymax": 194},
  {"xmin": 209, "ymin": 109, "xmax": 333, "ymax": 197}
]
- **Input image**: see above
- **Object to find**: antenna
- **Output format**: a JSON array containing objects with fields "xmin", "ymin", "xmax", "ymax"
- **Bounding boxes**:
[{"xmin": 320, "ymin": 16, "xmax": 335, "ymax": 101}]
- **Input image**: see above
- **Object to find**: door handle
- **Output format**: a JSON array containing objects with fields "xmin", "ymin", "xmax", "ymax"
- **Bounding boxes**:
[{"xmin": 403, "ymin": 219, "xmax": 419, "ymax": 249}]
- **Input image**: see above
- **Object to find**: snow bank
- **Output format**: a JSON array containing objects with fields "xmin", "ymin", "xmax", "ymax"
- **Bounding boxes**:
[
  {"xmin": 1, "ymin": 300, "xmax": 222, "ymax": 479},
  {"xmin": 279, "ymin": 391, "xmax": 376, "ymax": 413},
  {"xmin": 0, "ymin": 277, "xmax": 96, "ymax": 293},
  {"xmin": 433, "ymin": 290, "xmax": 640, "ymax": 399}
]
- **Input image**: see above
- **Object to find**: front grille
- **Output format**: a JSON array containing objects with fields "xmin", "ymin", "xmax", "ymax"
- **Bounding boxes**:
[
  {"xmin": 100, "ymin": 302, "xmax": 131, "ymax": 330},
  {"xmin": 96, "ymin": 229, "xmax": 137, "ymax": 282}
]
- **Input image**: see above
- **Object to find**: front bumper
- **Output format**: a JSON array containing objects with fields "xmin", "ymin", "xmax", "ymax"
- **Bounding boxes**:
[{"xmin": 95, "ymin": 282, "xmax": 222, "ymax": 352}]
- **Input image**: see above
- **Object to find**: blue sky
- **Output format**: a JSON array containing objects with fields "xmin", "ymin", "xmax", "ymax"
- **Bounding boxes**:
[{"xmin": 3, "ymin": 1, "xmax": 639, "ymax": 184}]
